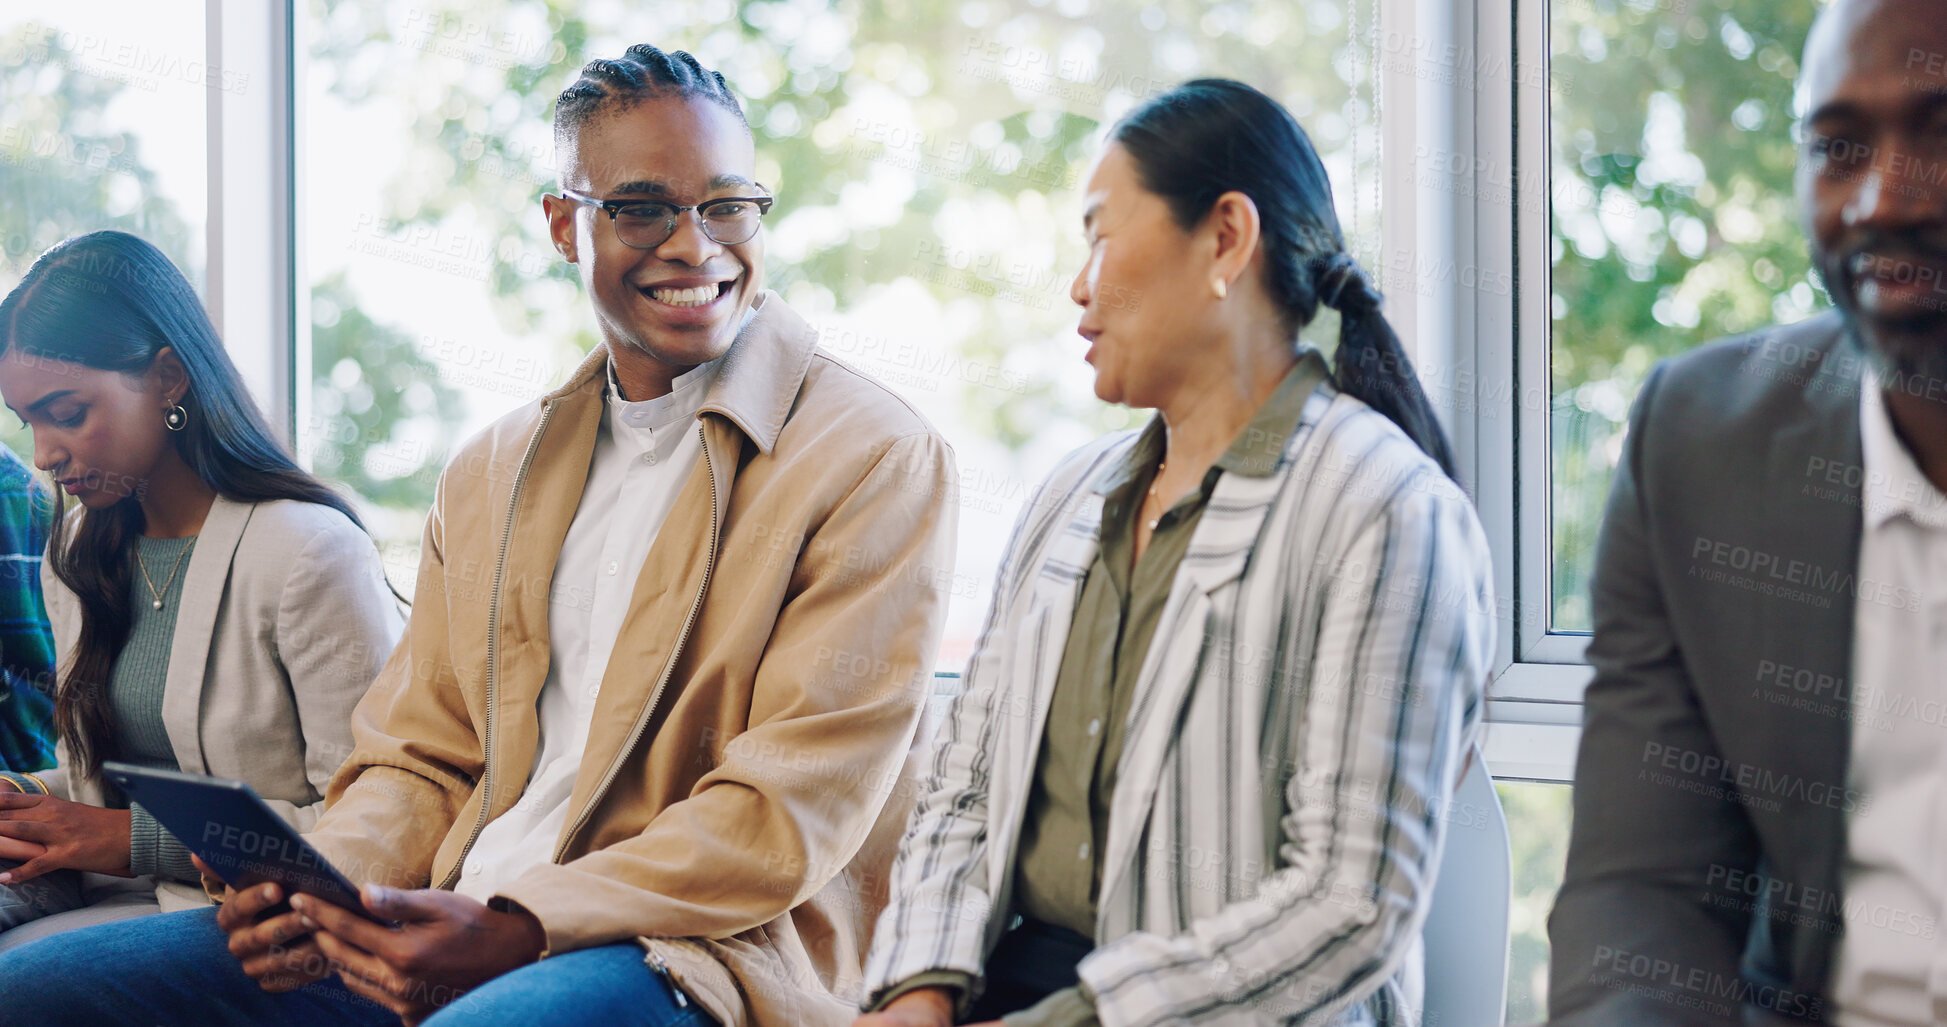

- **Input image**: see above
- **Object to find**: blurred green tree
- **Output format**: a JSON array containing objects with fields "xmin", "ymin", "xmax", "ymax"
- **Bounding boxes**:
[
  {"xmin": 0, "ymin": 17, "xmax": 454, "ymax": 529},
  {"xmin": 1550, "ymin": 1, "xmax": 1828, "ymax": 627},
  {"xmin": 303, "ymin": 0, "xmax": 1372, "ymax": 452},
  {"xmin": 0, "ymin": 23, "xmax": 194, "ymax": 465}
]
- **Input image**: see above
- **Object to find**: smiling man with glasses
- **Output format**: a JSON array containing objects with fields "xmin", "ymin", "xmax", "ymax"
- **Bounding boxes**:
[{"xmin": 0, "ymin": 43, "xmax": 957, "ymax": 1027}]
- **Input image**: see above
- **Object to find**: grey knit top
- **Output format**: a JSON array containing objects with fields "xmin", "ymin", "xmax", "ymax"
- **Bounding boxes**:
[{"xmin": 109, "ymin": 535, "xmax": 199, "ymax": 884}]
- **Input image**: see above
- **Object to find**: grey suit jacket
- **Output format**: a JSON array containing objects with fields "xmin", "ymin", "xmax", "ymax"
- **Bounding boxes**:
[{"xmin": 1549, "ymin": 310, "xmax": 1871, "ymax": 1027}]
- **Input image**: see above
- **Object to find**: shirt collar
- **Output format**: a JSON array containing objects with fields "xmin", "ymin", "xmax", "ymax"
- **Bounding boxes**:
[
  {"xmin": 604, "ymin": 349, "xmax": 723, "ymax": 445},
  {"xmin": 552, "ymin": 296, "xmax": 803, "ymax": 456},
  {"xmin": 1090, "ymin": 349, "xmax": 1328, "ymax": 497},
  {"xmin": 1215, "ymin": 349, "xmax": 1329, "ymax": 477},
  {"xmin": 1859, "ymin": 367, "xmax": 1947, "ymax": 532}
]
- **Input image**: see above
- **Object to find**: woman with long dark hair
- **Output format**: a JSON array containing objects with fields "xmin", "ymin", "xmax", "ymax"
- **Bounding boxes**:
[
  {"xmin": 860, "ymin": 80, "xmax": 1495, "ymax": 1026},
  {"xmin": 0, "ymin": 231, "xmax": 402, "ymax": 949}
]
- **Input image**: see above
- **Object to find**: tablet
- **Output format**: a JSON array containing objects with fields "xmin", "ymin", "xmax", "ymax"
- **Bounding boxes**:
[{"xmin": 101, "ymin": 762, "xmax": 380, "ymax": 923}]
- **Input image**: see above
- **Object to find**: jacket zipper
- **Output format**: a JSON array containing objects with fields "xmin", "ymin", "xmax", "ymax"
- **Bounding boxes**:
[
  {"xmin": 552, "ymin": 420, "xmax": 721, "ymax": 864},
  {"xmin": 645, "ymin": 949, "xmax": 692, "ymax": 1008},
  {"xmin": 436, "ymin": 401, "xmax": 556, "ymax": 891}
]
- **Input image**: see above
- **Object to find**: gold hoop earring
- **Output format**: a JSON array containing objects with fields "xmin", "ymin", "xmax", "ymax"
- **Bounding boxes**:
[
  {"xmin": 164, "ymin": 404, "xmax": 189, "ymax": 432},
  {"xmin": 1212, "ymin": 278, "xmax": 1228, "ymax": 300}
]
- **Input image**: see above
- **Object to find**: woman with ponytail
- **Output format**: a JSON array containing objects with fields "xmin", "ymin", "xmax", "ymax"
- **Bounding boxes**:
[
  {"xmin": 0, "ymin": 231, "xmax": 402, "ymax": 949},
  {"xmin": 861, "ymin": 80, "xmax": 1495, "ymax": 1027}
]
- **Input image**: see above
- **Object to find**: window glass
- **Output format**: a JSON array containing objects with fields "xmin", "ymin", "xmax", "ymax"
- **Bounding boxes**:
[
  {"xmin": 1498, "ymin": 778, "xmax": 1572, "ymax": 1023},
  {"xmin": 1548, "ymin": 2, "xmax": 1824, "ymax": 629},
  {"xmin": 0, "ymin": 2, "xmax": 209, "ymax": 463},
  {"xmin": 300, "ymin": 0, "xmax": 1378, "ymax": 661}
]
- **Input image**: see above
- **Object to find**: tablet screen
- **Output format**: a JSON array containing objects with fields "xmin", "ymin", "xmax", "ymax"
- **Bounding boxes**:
[{"xmin": 101, "ymin": 762, "xmax": 376, "ymax": 922}]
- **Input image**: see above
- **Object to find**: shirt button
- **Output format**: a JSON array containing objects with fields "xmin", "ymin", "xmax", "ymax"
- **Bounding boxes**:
[
  {"xmin": 1086, "ymin": 718, "xmax": 1101, "ymax": 737},
  {"xmin": 464, "ymin": 860, "xmax": 482, "ymax": 876},
  {"xmin": 642, "ymin": 452, "xmax": 658, "ymax": 464},
  {"xmin": 1077, "ymin": 842, "xmax": 1091, "ymax": 860},
  {"xmin": 607, "ymin": 561, "xmax": 619, "ymax": 575}
]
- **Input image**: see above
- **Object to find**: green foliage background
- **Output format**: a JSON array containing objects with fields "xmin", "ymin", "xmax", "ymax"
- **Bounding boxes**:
[
  {"xmin": 1549, "ymin": 0, "xmax": 1827, "ymax": 629},
  {"xmin": 0, "ymin": 1, "xmax": 1839, "ymax": 1021}
]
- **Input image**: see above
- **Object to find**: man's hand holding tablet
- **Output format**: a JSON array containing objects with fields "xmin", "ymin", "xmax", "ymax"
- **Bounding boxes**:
[
  {"xmin": 295, "ymin": 885, "xmax": 546, "ymax": 1024},
  {"xmin": 109, "ymin": 764, "xmax": 547, "ymax": 1020},
  {"xmin": 200, "ymin": 858, "xmax": 338, "ymax": 993}
]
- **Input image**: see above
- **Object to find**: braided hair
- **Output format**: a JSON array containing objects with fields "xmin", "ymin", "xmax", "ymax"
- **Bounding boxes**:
[
  {"xmin": 1109, "ymin": 78, "xmax": 1458, "ymax": 479},
  {"xmin": 553, "ymin": 44, "xmax": 747, "ymax": 151}
]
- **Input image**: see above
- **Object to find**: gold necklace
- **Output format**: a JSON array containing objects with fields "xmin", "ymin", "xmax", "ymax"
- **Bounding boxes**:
[
  {"xmin": 135, "ymin": 538, "xmax": 196, "ymax": 611},
  {"xmin": 1143, "ymin": 461, "xmax": 1168, "ymax": 532}
]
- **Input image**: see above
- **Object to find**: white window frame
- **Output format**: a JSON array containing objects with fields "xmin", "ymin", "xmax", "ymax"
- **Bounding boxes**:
[
  {"xmin": 1378, "ymin": 0, "xmax": 1587, "ymax": 783},
  {"xmin": 204, "ymin": 0, "xmax": 299, "ymax": 441}
]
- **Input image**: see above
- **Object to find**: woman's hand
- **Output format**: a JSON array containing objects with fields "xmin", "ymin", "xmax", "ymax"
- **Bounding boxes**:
[{"xmin": 0, "ymin": 791, "xmax": 133, "ymax": 883}]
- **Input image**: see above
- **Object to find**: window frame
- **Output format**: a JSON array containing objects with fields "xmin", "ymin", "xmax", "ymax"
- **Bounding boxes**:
[
  {"xmin": 1379, "ymin": 0, "xmax": 1586, "ymax": 783},
  {"xmin": 208, "ymin": 0, "xmax": 300, "ymax": 438}
]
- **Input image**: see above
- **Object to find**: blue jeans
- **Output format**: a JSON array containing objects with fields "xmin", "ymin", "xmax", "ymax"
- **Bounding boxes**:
[{"xmin": 0, "ymin": 906, "xmax": 715, "ymax": 1026}]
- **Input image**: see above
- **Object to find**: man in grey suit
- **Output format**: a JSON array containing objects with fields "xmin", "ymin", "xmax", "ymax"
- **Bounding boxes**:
[{"xmin": 1549, "ymin": 1, "xmax": 1947, "ymax": 1024}]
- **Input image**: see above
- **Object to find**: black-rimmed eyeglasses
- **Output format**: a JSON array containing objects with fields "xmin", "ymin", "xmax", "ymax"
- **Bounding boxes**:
[{"xmin": 559, "ymin": 188, "xmax": 775, "ymax": 248}]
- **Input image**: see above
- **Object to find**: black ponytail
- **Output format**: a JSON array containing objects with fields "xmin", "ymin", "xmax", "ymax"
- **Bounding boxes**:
[
  {"xmin": 1310, "ymin": 252, "xmax": 1458, "ymax": 476},
  {"xmin": 1110, "ymin": 79, "xmax": 1458, "ymax": 479}
]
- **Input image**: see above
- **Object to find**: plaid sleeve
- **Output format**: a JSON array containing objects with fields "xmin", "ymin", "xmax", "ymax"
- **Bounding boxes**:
[{"xmin": 0, "ymin": 450, "xmax": 56, "ymax": 774}]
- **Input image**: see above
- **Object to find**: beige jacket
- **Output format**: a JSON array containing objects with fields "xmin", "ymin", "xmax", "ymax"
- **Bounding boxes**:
[
  {"xmin": 32, "ymin": 497, "xmax": 402, "ymax": 911},
  {"xmin": 305, "ymin": 292, "xmax": 957, "ymax": 1026}
]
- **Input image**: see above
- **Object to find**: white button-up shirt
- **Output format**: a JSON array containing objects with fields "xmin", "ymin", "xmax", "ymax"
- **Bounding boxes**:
[
  {"xmin": 1833, "ymin": 373, "xmax": 1947, "ymax": 1026},
  {"xmin": 454, "ymin": 353, "xmax": 720, "ymax": 904}
]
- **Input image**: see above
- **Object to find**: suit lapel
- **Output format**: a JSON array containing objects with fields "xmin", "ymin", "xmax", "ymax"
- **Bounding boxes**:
[
  {"xmin": 160, "ymin": 495, "xmax": 254, "ymax": 775},
  {"xmin": 1753, "ymin": 331, "xmax": 1862, "ymax": 992}
]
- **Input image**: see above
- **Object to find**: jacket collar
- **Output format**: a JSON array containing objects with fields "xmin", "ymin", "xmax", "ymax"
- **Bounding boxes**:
[
  {"xmin": 486, "ymin": 294, "xmax": 813, "ymax": 821},
  {"xmin": 546, "ymin": 291, "xmax": 816, "ymax": 456}
]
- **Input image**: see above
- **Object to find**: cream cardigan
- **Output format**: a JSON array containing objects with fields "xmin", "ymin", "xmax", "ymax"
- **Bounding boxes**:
[{"xmin": 23, "ymin": 496, "xmax": 403, "ymax": 911}]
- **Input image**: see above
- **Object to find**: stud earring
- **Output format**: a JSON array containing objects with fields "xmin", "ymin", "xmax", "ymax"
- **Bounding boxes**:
[
  {"xmin": 164, "ymin": 404, "xmax": 189, "ymax": 432},
  {"xmin": 1212, "ymin": 278, "xmax": 1228, "ymax": 300}
]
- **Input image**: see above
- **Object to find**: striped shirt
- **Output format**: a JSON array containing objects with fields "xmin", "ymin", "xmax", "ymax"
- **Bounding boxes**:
[{"xmin": 863, "ymin": 378, "xmax": 1496, "ymax": 1026}]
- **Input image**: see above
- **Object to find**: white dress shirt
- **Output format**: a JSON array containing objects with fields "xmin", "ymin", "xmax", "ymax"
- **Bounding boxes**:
[
  {"xmin": 1833, "ymin": 373, "xmax": 1947, "ymax": 1026},
  {"xmin": 454, "ymin": 353, "xmax": 720, "ymax": 904}
]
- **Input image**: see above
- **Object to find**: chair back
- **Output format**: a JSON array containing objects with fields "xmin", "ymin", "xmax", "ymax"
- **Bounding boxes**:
[{"xmin": 1420, "ymin": 749, "xmax": 1512, "ymax": 1026}]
